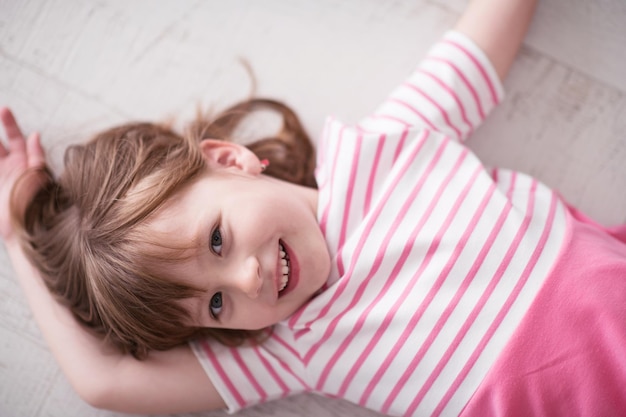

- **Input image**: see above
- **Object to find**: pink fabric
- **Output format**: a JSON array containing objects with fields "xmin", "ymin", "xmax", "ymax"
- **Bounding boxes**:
[{"xmin": 461, "ymin": 213, "xmax": 626, "ymax": 416}]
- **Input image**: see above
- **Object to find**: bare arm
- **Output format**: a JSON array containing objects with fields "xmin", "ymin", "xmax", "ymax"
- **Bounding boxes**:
[
  {"xmin": 1, "ymin": 108, "xmax": 225, "ymax": 414},
  {"xmin": 455, "ymin": 0, "xmax": 538, "ymax": 80},
  {"xmin": 5, "ymin": 240, "xmax": 224, "ymax": 413}
]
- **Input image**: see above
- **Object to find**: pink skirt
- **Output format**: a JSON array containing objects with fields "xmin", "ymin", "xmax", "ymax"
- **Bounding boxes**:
[{"xmin": 462, "ymin": 208, "xmax": 626, "ymax": 416}]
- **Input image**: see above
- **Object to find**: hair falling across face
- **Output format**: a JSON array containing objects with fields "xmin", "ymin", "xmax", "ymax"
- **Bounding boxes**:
[{"xmin": 13, "ymin": 98, "xmax": 328, "ymax": 358}]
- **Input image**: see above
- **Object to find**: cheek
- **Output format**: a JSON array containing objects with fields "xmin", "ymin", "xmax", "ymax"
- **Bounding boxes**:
[
  {"xmin": 234, "ymin": 193, "xmax": 282, "ymax": 224},
  {"xmin": 307, "ymin": 231, "xmax": 331, "ymax": 275}
]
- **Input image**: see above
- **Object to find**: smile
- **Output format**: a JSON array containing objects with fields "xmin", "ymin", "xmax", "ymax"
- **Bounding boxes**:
[{"xmin": 278, "ymin": 242, "xmax": 290, "ymax": 292}]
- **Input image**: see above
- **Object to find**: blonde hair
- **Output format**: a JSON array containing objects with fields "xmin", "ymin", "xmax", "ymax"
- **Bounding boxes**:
[{"xmin": 12, "ymin": 99, "xmax": 316, "ymax": 359}]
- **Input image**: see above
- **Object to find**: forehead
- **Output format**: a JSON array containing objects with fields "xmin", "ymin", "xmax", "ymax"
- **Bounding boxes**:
[
  {"xmin": 150, "ymin": 198, "xmax": 197, "ymax": 237},
  {"xmin": 148, "ymin": 171, "xmax": 213, "ymax": 236},
  {"xmin": 136, "ymin": 220, "xmax": 206, "ymax": 295},
  {"xmin": 138, "ymin": 177, "xmax": 211, "ymax": 271}
]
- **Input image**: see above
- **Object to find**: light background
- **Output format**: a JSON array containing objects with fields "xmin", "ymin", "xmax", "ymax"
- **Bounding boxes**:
[{"xmin": 1, "ymin": 0, "xmax": 625, "ymax": 416}]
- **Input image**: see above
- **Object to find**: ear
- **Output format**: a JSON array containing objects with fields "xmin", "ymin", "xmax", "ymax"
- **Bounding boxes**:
[{"xmin": 199, "ymin": 139, "xmax": 262, "ymax": 174}]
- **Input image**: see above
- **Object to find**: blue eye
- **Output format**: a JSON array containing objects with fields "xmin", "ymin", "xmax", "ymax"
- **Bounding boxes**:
[
  {"xmin": 210, "ymin": 227, "xmax": 223, "ymax": 255},
  {"xmin": 210, "ymin": 292, "xmax": 223, "ymax": 318}
]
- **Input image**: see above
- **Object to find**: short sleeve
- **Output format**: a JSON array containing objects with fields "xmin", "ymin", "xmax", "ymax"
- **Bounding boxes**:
[
  {"xmin": 190, "ymin": 334, "xmax": 309, "ymax": 413},
  {"xmin": 358, "ymin": 31, "xmax": 505, "ymax": 142}
]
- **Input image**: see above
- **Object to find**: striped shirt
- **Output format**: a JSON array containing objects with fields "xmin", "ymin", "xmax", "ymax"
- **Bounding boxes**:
[{"xmin": 191, "ymin": 31, "xmax": 569, "ymax": 417}]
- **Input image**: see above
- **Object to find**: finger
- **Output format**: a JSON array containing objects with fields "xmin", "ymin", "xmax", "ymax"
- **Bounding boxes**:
[
  {"xmin": 27, "ymin": 132, "xmax": 46, "ymax": 168},
  {"xmin": 0, "ymin": 107, "xmax": 27, "ymax": 156},
  {"xmin": 0, "ymin": 107, "xmax": 25, "ymax": 141},
  {"xmin": 0, "ymin": 107, "xmax": 10, "ymax": 157}
]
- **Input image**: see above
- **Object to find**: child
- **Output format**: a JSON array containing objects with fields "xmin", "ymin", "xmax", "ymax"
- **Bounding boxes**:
[{"xmin": 1, "ymin": 1, "xmax": 625, "ymax": 417}]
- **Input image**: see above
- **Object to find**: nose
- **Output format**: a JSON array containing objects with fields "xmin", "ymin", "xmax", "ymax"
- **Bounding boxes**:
[{"xmin": 234, "ymin": 256, "xmax": 262, "ymax": 299}]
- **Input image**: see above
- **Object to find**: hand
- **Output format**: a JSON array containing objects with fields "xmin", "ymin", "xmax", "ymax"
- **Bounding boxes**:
[{"xmin": 0, "ymin": 107, "xmax": 45, "ymax": 241}]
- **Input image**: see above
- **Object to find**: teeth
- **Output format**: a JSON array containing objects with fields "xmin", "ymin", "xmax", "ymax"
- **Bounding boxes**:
[
  {"xmin": 279, "ymin": 274, "xmax": 288, "ymax": 291},
  {"xmin": 278, "ymin": 243, "xmax": 290, "ymax": 292}
]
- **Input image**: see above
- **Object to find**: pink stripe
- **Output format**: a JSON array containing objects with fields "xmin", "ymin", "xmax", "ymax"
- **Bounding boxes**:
[
  {"xmin": 335, "ymin": 133, "xmax": 363, "ymax": 277},
  {"xmin": 253, "ymin": 346, "xmax": 289, "ymax": 395},
  {"xmin": 266, "ymin": 334, "xmax": 311, "ymax": 390},
  {"xmin": 507, "ymin": 171, "xmax": 517, "ymax": 199},
  {"xmin": 231, "ymin": 348, "xmax": 267, "ymax": 401},
  {"xmin": 289, "ymin": 126, "xmax": 347, "ymax": 329},
  {"xmin": 297, "ymin": 132, "xmax": 431, "ymax": 331},
  {"xmin": 417, "ymin": 69, "xmax": 473, "ymax": 134},
  {"xmin": 443, "ymin": 39, "xmax": 499, "ymax": 108},
  {"xmin": 426, "ymin": 56, "xmax": 485, "ymax": 120},
  {"xmin": 418, "ymin": 180, "xmax": 535, "ymax": 415},
  {"xmin": 316, "ymin": 140, "xmax": 462, "ymax": 389},
  {"xmin": 363, "ymin": 134, "xmax": 386, "ymax": 214},
  {"xmin": 271, "ymin": 332, "xmax": 301, "ymax": 359},
  {"xmin": 367, "ymin": 163, "xmax": 478, "ymax": 412},
  {"xmin": 403, "ymin": 81, "xmax": 462, "ymax": 138},
  {"xmin": 275, "ymin": 358, "xmax": 311, "ymax": 391},
  {"xmin": 335, "ymin": 152, "xmax": 473, "ymax": 401},
  {"xmin": 199, "ymin": 341, "xmax": 247, "ymax": 408},
  {"xmin": 288, "ymin": 293, "xmax": 312, "ymax": 329},
  {"xmin": 433, "ymin": 188, "xmax": 557, "ymax": 416},
  {"xmin": 393, "ymin": 129, "xmax": 410, "ymax": 164},
  {"xmin": 292, "ymin": 328, "xmax": 308, "ymax": 340},
  {"xmin": 300, "ymin": 131, "xmax": 435, "ymax": 359},
  {"xmin": 319, "ymin": 125, "xmax": 345, "ymax": 235},
  {"xmin": 400, "ymin": 195, "xmax": 512, "ymax": 415},
  {"xmin": 354, "ymin": 124, "xmax": 408, "ymax": 174},
  {"xmin": 376, "ymin": 181, "xmax": 501, "ymax": 413},
  {"xmin": 287, "ymin": 301, "xmax": 303, "ymax": 330},
  {"xmin": 388, "ymin": 97, "xmax": 438, "ymax": 130}
]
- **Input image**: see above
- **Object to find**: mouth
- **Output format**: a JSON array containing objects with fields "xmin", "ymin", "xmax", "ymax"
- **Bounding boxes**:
[{"xmin": 278, "ymin": 241, "xmax": 291, "ymax": 294}]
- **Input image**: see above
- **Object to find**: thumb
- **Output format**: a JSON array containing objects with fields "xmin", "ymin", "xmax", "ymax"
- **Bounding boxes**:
[{"xmin": 26, "ymin": 132, "xmax": 45, "ymax": 168}]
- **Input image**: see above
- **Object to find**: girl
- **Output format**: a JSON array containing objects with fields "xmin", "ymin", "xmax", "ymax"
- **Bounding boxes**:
[{"xmin": 2, "ymin": 1, "xmax": 625, "ymax": 417}]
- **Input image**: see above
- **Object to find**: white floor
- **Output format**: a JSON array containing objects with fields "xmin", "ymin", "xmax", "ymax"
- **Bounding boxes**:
[{"xmin": 1, "ymin": 1, "xmax": 625, "ymax": 416}]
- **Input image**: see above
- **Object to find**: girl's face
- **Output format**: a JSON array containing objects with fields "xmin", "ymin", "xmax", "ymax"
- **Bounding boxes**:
[{"xmin": 148, "ymin": 140, "xmax": 330, "ymax": 330}]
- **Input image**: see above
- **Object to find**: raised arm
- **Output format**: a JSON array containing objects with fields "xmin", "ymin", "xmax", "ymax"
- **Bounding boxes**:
[
  {"xmin": 455, "ymin": 0, "xmax": 538, "ymax": 81},
  {"xmin": 359, "ymin": 0, "xmax": 537, "ymax": 140},
  {"xmin": 0, "ymin": 108, "xmax": 225, "ymax": 414}
]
